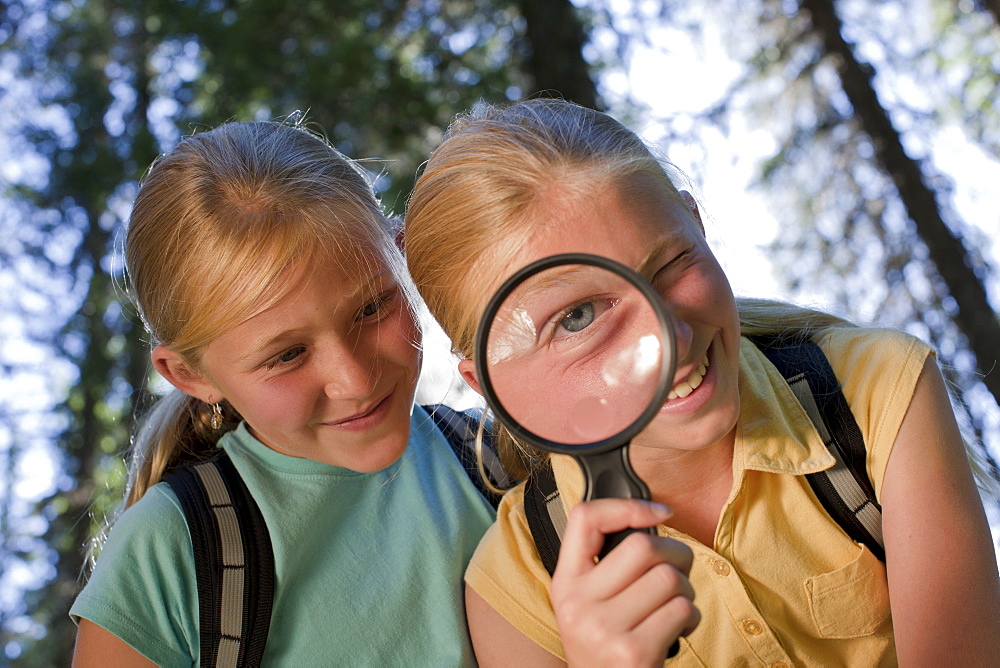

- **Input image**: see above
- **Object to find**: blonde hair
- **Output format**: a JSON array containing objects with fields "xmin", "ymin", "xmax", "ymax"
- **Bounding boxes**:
[
  {"xmin": 406, "ymin": 99, "xmax": 996, "ymax": 499},
  {"xmin": 406, "ymin": 98, "xmax": 679, "ymax": 362},
  {"xmin": 407, "ymin": 99, "xmax": 692, "ymax": 479},
  {"xmin": 122, "ymin": 120, "xmax": 407, "ymax": 507}
]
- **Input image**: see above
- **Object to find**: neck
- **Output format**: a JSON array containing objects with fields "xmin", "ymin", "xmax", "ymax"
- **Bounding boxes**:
[{"xmin": 629, "ymin": 430, "xmax": 736, "ymax": 546}]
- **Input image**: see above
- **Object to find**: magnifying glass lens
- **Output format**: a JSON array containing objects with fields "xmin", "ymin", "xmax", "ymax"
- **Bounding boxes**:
[{"xmin": 484, "ymin": 264, "xmax": 665, "ymax": 445}]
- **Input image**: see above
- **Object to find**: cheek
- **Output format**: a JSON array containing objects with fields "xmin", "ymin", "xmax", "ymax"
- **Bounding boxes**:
[
  {"xmin": 670, "ymin": 264, "xmax": 737, "ymax": 328},
  {"xmin": 380, "ymin": 310, "xmax": 422, "ymax": 376},
  {"xmin": 697, "ymin": 261, "xmax": 739, "ymax": 332},
  {"xmin": 241, "ymin": 379, "xmax": 312, "ymax": 423}
]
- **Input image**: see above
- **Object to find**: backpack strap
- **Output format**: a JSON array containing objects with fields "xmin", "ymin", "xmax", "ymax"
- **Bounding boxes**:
[
  {"xmin": 751, "ymin": 336, "xmax": 885, "ymax": 561},
  {"xmin": 423, "ymin": 404, "xmax": 510, "ymax": 509},
  {"xmin": 523, "ymin": 457, "xmax": 680, "ymax": 656},
  {"xmin": 524, "ymin": 336, "xmax": 886, "ymax": 578},
  {"xmin": 524, "ymin": 460, "xmax": 564, "ymax": 577},
  {"xmin": 164, "ymin": 452, "xmax": 275, "ymax": 667}
]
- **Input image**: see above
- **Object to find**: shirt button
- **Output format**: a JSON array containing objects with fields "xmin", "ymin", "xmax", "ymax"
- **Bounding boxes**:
[
  {"xmin": 742, "ymin": 619, "xmax": 764, "ymax": 636},
  {"xmin": 711, "ymin": 559, "xmax": 730, "ymax": 576}
]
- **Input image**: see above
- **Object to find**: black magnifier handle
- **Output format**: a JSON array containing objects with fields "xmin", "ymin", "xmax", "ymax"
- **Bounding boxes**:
[
  {"xmin": 577, "ymin": 444, "xmax": 656, "ymax": 560},
  {"xmin": 577, "ymin": 446, "xmax": 681, "ymax": 659}
]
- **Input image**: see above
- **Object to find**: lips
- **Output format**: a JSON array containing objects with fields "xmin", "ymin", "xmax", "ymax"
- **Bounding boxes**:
[
  {"xmin": 325, "ymin": 390, "xmax": 393, "ymax": 430},
  {"xmin": 667, "ymin": 353, "xmax": 710, "ymax": 400}
]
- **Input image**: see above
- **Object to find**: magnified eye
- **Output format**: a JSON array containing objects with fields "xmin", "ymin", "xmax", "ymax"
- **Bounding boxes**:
[
  {"xmin": 551, "ymin": 297, "xmax": 617, "ymax": 341},
  {"xmin": 559, "ymin": 302, "xmax": 595, "ymax": 334}
]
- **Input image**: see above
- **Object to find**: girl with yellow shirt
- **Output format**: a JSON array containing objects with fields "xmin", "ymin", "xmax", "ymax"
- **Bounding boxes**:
[{"xmin": 404, "ymin": 98, "xmax": 1000, "ymax": 666}]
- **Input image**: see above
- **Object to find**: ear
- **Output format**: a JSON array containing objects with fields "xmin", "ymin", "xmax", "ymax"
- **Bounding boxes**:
[
  {"xmin": 678, "ymin": 190, "xmax": 704, "ymax": 235},
  {"xmin": 151, "ymin": 345, "xmax": 221, "ymax": 404},
  {"xmin": 457, "ymin": 359, "xmax": 483, "ymax": 396}
]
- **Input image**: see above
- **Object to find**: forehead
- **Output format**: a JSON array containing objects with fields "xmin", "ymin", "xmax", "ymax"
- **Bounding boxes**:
[
  {"xmin": 252, "ymin": 238, "xmax": 390, "ymax": 310},
  {"xmin": 516, "ymin": 174, "xmax": 697, "ymax": 275}
]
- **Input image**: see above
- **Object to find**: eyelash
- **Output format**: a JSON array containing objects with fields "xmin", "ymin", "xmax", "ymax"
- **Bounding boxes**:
[
  {"xmin": 358, "ymin": 290, "xmax": 396, "ymax": 321},
  {"xmin": 543, "ymin": 295, "xmax": 617, "ymax": 345},
  {"xmin": 264, "ymin": 345, "xmax": 306, "ymax": 371}
]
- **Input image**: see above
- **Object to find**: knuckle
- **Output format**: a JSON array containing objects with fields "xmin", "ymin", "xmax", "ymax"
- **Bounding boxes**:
[
  {"xmin": 606, "ymin": 639, "xmax": 645, "ymax": 667},
  {"xmin": 672, "ymin": 541, "xmax": 695, "ymax": 571},
  {"xmin": 568, "ymin": 501, "xmax": 597, "ymax": 526},
  {"xmin": 650, "ymin": 562, "xmax": 681, "ymax": 590},
  {"xmin": 617, "ymin": 531, "xmax": 656, "ymax": 558},
  {"xmin": 669, "ymin": 595, "xmax": 700, "ymax": 630}
]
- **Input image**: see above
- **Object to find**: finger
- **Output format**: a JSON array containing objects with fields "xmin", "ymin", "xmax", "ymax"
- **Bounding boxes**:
[
  {"xmin": 600, "ymin": 559, "xmax": 696, "ymax": 632},
  {"xmin": 555, "ymin": 499, "xmax": 673, "ymax": 579},
  {"xmin": 576, "ymin": 532, "xmax": 694, "ymax": 603},
  {"xmin": 630, "ymin": 595, "xmax": 701, "ymax": 660},
  {"xmin": 599, "ymin": 530, "xmax": 694, "ymax": 579}
]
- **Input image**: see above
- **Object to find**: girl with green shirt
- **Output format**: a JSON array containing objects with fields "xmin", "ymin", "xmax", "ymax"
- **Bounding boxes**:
[{"xmin": 70, "ymin": 120, "xmax": 495, "ymax": 665}]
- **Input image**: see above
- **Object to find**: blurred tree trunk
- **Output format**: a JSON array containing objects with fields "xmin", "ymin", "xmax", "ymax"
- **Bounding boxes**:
[
  {"xmin": 3, "ymin": 0, "xmax": 595, "ymax": 661},
  {"xmin": 9, "ymin": 2, "xmax": 159, "ymax": 660},
  {"xmin": 516, "ymin": 0, "xmax": 603, "ymax": 109},
  {"xmin": 800, "ymin": 0, "xmax": 1000, "ymax": 407}
]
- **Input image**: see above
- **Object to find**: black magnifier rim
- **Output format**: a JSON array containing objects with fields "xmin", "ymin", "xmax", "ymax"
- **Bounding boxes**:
[{"xmin": 474, "ymin": 253, "xmax": 676, "ymax": 456}]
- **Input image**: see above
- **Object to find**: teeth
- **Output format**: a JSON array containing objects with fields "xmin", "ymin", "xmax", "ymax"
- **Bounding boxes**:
[{"xmin": 667, "ymin": 354, "xmax": 710, "ymax": 400}]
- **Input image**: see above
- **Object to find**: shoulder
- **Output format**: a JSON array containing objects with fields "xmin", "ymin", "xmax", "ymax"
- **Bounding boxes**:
[
  {"xmin": 83, "ymin": 483, "xmax": 194, "ymax": 586},
  {"xmin": 814, "ymin": 326, "xmax": 934, "ymax": 492},
  {"xmin": 465, "ymin": 481, "xmax": 565, "ymax": 658},
  {"xmin": 814, "ymin": 326, "xmax": 932, "ymax": 376},
  {"xmin": 411, "ymin": 403, "xmax": 502, "ymax": 501},
  {"xmin": 104, "ymin": 484, "xmax": 190, "ymax": 550},
  {"xmin": 70, "ymin": 484, "xmax": 198, "ymax": 665},
  {"xmin": 814, "ymin": 326, "xmax": 932, "ymax": 418}
]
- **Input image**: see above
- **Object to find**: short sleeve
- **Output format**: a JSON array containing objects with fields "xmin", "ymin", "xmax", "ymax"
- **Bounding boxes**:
[
  {"xmin": 816, "ymin": 328, "xmax": 932, "ymax": 498},
  {"xmin": 464, "ymin": 482, "xmax": 567, "ymax": 660},
  {"xmin": 70, "ymin": 484, "xmax": 200, "ymax": 667}
]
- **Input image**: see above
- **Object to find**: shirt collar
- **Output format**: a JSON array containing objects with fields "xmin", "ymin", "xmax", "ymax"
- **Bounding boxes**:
[{"xmin": 736, "ymin": 336, "xmax": 835, "ymax": 475}]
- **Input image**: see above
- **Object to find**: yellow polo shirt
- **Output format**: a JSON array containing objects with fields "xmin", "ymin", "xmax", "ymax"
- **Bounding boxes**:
[{"xmin": 465, "ymin": 328, "xmax": 931, "ymax": 666}]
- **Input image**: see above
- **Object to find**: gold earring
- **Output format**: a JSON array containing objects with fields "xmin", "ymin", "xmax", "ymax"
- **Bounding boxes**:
[{"xmin": 210, "ymin": 403, "xmax": 224, "ymax": 430}]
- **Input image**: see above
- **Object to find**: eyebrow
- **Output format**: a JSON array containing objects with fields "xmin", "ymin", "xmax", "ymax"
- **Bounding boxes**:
[
  {"xmin": 510, "ymin": 265, "xmax": 610, "ymax": 305},
  {"xmin": 635, "ymin": 236, "xmax": 684, "ymax": 278},
  {"xmin": 235, "ymin": 269, "xmax": 394, "ymax": 363}
]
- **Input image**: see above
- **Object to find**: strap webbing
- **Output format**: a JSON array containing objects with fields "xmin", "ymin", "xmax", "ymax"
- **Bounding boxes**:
[
  {"xmin": 752, "ymin": 337, "xmax": 885, "ymax": 561},
  {"xmin": 165, "ymin": 454, "xmax": 274, "ymax": 667},
  {"xmin": 424, "ymin": 404, "xmax": 509, "ymax": 509},
  {"xmin": 524, "ymin": 462, "xmax": 564, "ymax": 577}
]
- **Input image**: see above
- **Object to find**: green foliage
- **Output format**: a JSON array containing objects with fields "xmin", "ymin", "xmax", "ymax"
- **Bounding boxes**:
[{"xmin": 0, "ymin": 0, "xmax": 552, "ymax": 661}]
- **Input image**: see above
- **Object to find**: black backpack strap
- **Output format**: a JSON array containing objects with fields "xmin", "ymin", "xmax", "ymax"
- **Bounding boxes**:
[
  {"xmin": 751, "ymin": 336, "xmax": 885, "ymax": 562},
  {"xmin": 164, "ymin": 453, "xmax": 275, "ymax": 667},
  {"xmin": 423, "ymin": 404, "xmax": 509, "ymax": 509},
  {"xmin": 524, "ymin": 460, "xmax": 564, "ymax": 577}
]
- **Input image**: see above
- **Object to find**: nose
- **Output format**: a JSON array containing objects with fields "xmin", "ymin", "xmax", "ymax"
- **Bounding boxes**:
[
  {"xmin": 668, "ymin": 315, "xmax": 695, "ymax": 368},
  {"xmin": 321, "ymin": 340, "xmax": 379, "ymax": 400}
]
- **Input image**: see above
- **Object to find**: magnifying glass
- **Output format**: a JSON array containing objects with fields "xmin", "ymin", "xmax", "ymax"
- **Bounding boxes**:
[{"xmin": 474, "ymin": 253, "xmax": 676, "ymax": 557}]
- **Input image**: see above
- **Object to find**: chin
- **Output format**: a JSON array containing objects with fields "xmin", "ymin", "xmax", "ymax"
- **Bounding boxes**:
[
  {"xmin": 350, "ymin": 431, "xmax": 411, "ymax": 473},
  {"xmin": 641, "ymin": 405, "xmax": 738, "ymax": 452}
]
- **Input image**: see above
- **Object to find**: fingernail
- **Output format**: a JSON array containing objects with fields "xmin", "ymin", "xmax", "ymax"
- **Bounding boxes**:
[{"xmin": 646, "ymin": 500, "xmax": 673, "ymax": 518}]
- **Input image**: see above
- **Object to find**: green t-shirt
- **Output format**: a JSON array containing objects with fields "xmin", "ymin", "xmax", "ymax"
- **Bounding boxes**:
[{"xmin": 71, "ymin": 406, "xmax": 496, "ymax": 666}]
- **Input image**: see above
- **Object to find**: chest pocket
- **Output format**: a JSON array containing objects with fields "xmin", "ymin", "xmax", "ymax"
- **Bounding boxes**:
[{"xmin": 804, "ymin": 545, "xmax": 890, "ymax": 638}]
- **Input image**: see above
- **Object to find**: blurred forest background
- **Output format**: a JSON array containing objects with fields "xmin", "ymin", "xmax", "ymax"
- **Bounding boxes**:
[{"xmin": 1, "ymin": 0, "xmax": 999, "ymax": 663}]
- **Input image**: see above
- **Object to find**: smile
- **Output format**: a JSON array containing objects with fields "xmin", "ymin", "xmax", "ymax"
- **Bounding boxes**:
[
  {"xmin": 667, "ymin": 353, "xmax": 709, "ymax": 400},
  {"xmin": 326, "ymin": 391, "xmax": 394, "ymax": 430}
]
